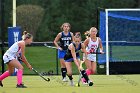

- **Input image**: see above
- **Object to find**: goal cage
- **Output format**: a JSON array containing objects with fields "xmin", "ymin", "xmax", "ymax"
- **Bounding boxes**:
[{"xmin": 99, "ymin": 9, "xmax": 140, "ymax": 75}]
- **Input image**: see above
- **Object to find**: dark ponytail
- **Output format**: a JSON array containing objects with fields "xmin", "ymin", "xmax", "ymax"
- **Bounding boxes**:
[{"xmin": 74, "ymin": 32, "xmax": 81, "ymax": 39}]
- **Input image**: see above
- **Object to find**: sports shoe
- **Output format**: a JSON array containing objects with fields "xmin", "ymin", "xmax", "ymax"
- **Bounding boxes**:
[
  {"xmin": 0, "ymin": 81, "xmax": 3, "ymax": 87},
  {"xmin": 16, "ymin": 84, "xmax": 27, "ymax": 88},
  {"xmin": 70, "ymin": 80, "xmax": 74, "ymax": 86},
  {"xmin": 88, "ymin": 80, "xmax": 93, "ymax": 86},
  {"xmin": 62, "ymin": 77, "xmax": 68, "ymax": 82}
]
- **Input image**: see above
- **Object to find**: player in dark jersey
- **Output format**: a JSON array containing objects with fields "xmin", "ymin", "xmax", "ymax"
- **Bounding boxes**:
[
  {"xmin": 64, "ymin": 32, "xmax": 93, "ymax": 86},
  {"xmin": 54, "ymin": 23, "xmax": 74, "ymax": 82}
]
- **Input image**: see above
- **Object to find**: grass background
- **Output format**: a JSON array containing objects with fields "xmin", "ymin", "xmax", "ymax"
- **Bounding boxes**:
[
  {"xmin": 24, "ymin": 46, "xmax": 82, "ymax": 75},
  {"xmin": 24, "ymin": 46, "xmax": 140, "ymax": 74},
  {"xmin": 0, "ymin": 75, "xmax": 140, "ymax": 93},
  {"xmin": 0, "ymin": 46, "xmax": 104, "ymax": 75},
  {"xmin": 1, "ymin": 45, "xmax": 140, "ymax": 75},
  {"xmin": 0, "ymin": 45, "xmax": 140, "ymax": 93}
]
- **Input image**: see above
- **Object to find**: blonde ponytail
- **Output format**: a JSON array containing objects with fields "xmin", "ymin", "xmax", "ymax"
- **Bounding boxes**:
[{"xmin": 22, "ymin": 31, "xmax": 33, "ymax": 40}]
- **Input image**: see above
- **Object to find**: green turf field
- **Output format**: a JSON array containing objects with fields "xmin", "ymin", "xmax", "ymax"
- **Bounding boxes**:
[
  {"xmin": 24, "ymin": 46, "xmax": 87, "ymax": 75},
  {"xmin": 0, "ymin": 46, "xmax": 140, "ymax": 93},
  {"xmin": 24, "ymin": 46, "xmax": 58, "ymax": 75},
  {"xmin": 0, "ymin": 46, "xmax": 89, "ymax": 75},
  {"xmin": 0, "ymin": 75, "xmax": 140, "ymax": 93},
  {"xmin": 1, "ymin": 46, "xmax": 140, "ymax": 75},
  {"xmin": 112, "ymin": 46, "xmax": 140, "ymax": 61}
]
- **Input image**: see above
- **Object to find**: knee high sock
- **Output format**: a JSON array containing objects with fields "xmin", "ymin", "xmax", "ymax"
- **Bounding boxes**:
[
  {"xmin": 0, "ymin": 71, "xmax": 10, "ymax": 81},
  {"xmin": 17, "ymin": 69, "xmax": 23, "ymax": 85},
  {"xmin": 86, "ymin": 69, "xmax": 92, "ymax": 76},
  {"xmin": 61, "ymin": 68, "xmax": 67, "ymax": 79},
  {"xmin": 86, "ymin": 69, "xmax": 95, "ymax": 75},
  {"xmin": 67, "ymin": 75, "xmax": 73, "ymax": 80},
  {"xmin": 81, "ymin": 70, "xmax": 89, "ymax": 82}
]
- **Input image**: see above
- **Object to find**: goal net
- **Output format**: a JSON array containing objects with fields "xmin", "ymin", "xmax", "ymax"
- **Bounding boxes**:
[{"xmin": 99, "ymin": 9, "xmax": 140, "ymax": 75}]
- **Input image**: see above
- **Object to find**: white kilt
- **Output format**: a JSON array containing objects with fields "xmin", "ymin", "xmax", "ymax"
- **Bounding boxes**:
[
  {"xmin": 3, "ymin": 54, "xmax": 15, "ymax": 64},
  {"xmin": 87, "ymin": 54, "xmax": 96, "ymax": 62}
]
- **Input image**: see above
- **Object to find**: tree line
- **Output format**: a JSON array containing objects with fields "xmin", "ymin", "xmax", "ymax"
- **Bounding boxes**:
[{"xmin": 2, "ymin": 0, "xmax": 139, "ymax": 41}]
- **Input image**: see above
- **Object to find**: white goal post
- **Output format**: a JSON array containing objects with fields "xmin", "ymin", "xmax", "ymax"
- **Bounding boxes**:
[
  {"xmin": 13, "ymin": 0, "xmax": 16, "ymax": 27},
  {"xmin": 105, "ymin": 9, "xmax": 140, "ymax": 75}
]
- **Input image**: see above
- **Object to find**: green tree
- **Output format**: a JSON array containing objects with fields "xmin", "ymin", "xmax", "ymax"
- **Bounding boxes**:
[
  {"xmin": 16, "ymin": 5, "xmax": 45, "ymax": 39},
  {"xmin": 3, "ymin": 0, "xmax": 137, "ymax": 41}
]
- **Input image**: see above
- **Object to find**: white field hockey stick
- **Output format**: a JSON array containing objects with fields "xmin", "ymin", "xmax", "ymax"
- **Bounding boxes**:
[
  {"xmin": 76, "ymin": 61, "xmax": 85, "ymax": 87},
  {"xmin": 80, "ymin": 61, "xmax": 84, "ymax": 70},
  {"xmin": 44, "ymin": 43, "xmax": 57, "ymax": 49}
]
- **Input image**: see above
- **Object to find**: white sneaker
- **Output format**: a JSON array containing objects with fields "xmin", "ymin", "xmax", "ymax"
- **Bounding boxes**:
[
  {"xmin": 70, "ymin": 80, "xmax": 74, "ymax": 86},
  {"xmin": 62, "ymin": 77, "xmax": 68, "ymax": 82}
]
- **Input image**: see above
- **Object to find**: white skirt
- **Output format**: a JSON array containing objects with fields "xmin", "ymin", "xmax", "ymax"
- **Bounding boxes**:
[
  {"xmin": 87, "ymin": 54, "xmax": 96, "ymax": 62},
  {"xmin": 3, "ymin": 54, "xmax": 15, "ymax": 64}
]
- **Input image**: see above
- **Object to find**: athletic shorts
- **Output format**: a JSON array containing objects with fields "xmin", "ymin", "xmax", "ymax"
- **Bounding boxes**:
[
  {"xmin": 3, "ymin": 54, "xmax": 15, "ymax": 64},
  {"xmin": 87, "ymin": 54, "xmax": 96, "ymax": 62},
  {"xmin": 65, "ymin": 56, "xmax": 80, "ymax": 62},
  {"xmin": 58, "ymin": 49, "xmax": 67, "ymax": 59}
]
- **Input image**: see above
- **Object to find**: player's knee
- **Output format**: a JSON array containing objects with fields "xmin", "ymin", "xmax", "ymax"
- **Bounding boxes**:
[
  {"xmin": 9, "ymin": 72, "xmax": 14, "ymax": 75},
  {"xmin": 21, "ymin": 67, "xmax": 24, "ymax": 70},
  {"xmin": 18, "ymin": 66, "xmax": 24, "ymax": 70},
  {"xmin": 9, "ymin": 70, "xmax": 14, "ymax": 75}
]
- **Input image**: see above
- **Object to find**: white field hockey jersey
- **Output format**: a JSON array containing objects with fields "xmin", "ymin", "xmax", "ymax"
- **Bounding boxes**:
[
  {"xmin": 4, "ymin": 42, "xmax": 21, "ymax": 57},
  {"xmin": 86, "ymin": 37, "xmax": 99, "ymax": 54}
]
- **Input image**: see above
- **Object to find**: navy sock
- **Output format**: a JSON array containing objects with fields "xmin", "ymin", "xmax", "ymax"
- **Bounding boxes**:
[
  {"xmin": 67, "ymin": 75, "xmax": 73, "ymax": 80},
  {"xmin": 61, "ymin": 68, "xmax": 67, "ymax": 79},
  {"xmin": 80, "ymin": 70, "xmax": 89, "ymax": 82}
]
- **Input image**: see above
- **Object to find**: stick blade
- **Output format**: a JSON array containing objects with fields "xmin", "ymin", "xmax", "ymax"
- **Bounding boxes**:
[{"xmin": 32, "ymin": 68, "xmax": 50, "ymax": 82}]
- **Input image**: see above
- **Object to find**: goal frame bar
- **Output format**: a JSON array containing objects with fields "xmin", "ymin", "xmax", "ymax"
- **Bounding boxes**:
[{"xmin": 105, "ymin": 8, "xmax": 140, "ymax": 75}]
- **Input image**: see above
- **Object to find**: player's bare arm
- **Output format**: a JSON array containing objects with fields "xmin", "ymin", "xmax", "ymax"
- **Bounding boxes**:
[
  {"xmin": 19, "ymin": 42, "xmax": 32, "ymax": 70},
  {"xmin": 69, "ymin": 44, "xmax": 80, "ymax": 69},
  {"xmin": 70, "ymin": 32, "xmax": 74, "ymax": 42},
  {"xmin": 98, "ymin": 37, "xmax": 104, "ymax": 53},
  {"xmin": 83, "ymin": 38, "xmax": 89, "ymax": 47},
  {"xmin": 81, "ymin": 43, "xmax": 87, "ymax": 61},
  {"xmin": 54, "ymin": 33, "xmax": 62, "ymax": 50}
]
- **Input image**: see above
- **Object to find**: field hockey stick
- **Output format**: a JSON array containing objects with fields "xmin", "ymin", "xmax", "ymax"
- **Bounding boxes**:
[
  {"xmin": 87, "ymin": 52, "xmax": 105, "ymax": 54},
  {"xmin": 76, "ymin": 73, "xmax": 82, "ymax": 87},
  {"xmin": 76, "ymin": 61, "xmax": 85, "ymax": 87},
  {"xmin": 32, "ymin": 68, "xmax": 50, "ymax": 82},
  {"xmin": 44, "ymin": 43, "xmax": 57, "ymax": 49},
  {"xmin": 79, "ymin": 61, "xmax": 84, "ymax": 70}
]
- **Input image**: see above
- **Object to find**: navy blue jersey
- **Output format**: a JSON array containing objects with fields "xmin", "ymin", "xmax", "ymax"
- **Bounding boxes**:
[
  {"xmin": 60, "ymin": 32, "xmax": 72, "ymax": 50},
  {"xmin": 64, "ymin": 42, "xmax": 82, "ymax": 60}
]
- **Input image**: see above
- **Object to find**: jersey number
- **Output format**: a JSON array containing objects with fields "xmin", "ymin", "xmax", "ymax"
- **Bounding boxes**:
[{"xmin": 64, "ymin": 41, "xmax": 69, "ymax": 46}]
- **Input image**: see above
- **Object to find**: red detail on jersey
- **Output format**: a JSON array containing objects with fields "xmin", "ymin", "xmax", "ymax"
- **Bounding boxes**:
[
  {"xmin": 17, "ymin": 47, "xmax": 21, "ymax": 53},
  {"xmin": 89, "ymin": 44, "xmax": 97, "ymax": 53},
  {"xmin": 89, "ymin": 48, "xmax": 95, "ymax": 53}
]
